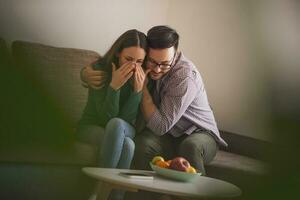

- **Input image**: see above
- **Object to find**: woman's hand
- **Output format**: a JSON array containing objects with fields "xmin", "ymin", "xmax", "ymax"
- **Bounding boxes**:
[
  {"xmin": 133, "ymin": 65, "xmax": 151, "ymax": 93},
  {"xmin": 110, "ymin": 62, "xmax": 135, "ymax": 90},
  {"xmin": 81, "ymin": 65, "xmax": 108, "ymax": 89}
]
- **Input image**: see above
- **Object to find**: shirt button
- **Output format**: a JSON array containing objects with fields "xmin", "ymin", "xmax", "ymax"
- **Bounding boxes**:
[{"xmin": 192, "ymin": 71, "xmax": 197, "ymax": 78}]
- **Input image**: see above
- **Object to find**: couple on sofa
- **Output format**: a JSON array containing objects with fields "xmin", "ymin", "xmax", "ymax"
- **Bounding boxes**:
[{"xmin": 77, "ymin": 26, "xmax": 227, "ymax": 199}]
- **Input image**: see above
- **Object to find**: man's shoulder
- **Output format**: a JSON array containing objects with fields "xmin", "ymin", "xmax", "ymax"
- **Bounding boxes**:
[{"xmin": 171, "ymin": 54, "xmax": 202, "ymax": 82}]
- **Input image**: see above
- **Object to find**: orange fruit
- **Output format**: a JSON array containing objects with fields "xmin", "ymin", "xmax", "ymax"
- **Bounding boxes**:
[
  {"xmin": 156, "ymin": 160, "xmax": 170, "ymax": 168},
  {"xmin": 186, "ymin": 166, "xmax": 197, "ymax": 174},
  {"xmin": 152, "ymin": 156, "xmax": 164, "ymax": 164},
  {"xmin": 166, "ymin": 160, "xmax": 172, "ymax": 165}
]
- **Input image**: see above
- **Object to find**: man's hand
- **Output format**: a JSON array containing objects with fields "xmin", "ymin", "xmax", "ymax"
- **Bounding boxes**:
[
  {"xmin": 141, "ymin": 85, "xmax": 157, "ymax": 122},
  {"xmin": 110, "ymin": 62, "xmax": 135, "ymax": 90},
  {"xmin": 81, "ymin": 65, "xmax": 107, "ymax": 89},
  {"xmin": 133, "ymin": 65, "xmax": 150, "ymax": 93}
]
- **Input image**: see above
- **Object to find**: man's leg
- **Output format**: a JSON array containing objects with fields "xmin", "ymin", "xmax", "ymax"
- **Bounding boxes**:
[
  {"xmin": 128, "ymin": 129, "xmax": 174, "ymax": 200},
  {"xmin": 132, "ymin": 128, "xmax": 173, "ymax": 170},
  {"xmin": 177, "ymin": 131, "xmax": 218, "ymax": 176}
]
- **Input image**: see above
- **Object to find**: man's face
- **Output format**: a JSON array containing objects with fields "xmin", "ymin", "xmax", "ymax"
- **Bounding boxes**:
[{"xmin": 146, "ymin": 47, "xmax": 176, "ymax": 80}]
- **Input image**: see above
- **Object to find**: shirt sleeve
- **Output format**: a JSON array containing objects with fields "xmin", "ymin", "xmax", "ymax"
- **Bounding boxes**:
[
  {"xmin": 146, "ymin": 76, "xmax": 198, "ymax": 135},
  {"xmin": 90, "ymin": 85, "xmax": 120, "ymax": 126},
  {"xmin": 119, "ymin": 90, "xmax": 142, "ymax": 125}
]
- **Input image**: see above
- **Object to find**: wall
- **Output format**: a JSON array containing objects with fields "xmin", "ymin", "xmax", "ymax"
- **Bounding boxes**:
[
  {"xmin": 0, "ymin": 0, "xmax": 169, "ymax": 52},
  {"xmin": 167, "ymin": 0, "xmax": 271, "ymax": 140}
]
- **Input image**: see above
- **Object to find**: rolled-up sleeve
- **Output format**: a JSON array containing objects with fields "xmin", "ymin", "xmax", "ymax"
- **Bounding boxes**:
[{"xmin": 146, "ymin": 76, "xmax": 198, "ymax": 135}]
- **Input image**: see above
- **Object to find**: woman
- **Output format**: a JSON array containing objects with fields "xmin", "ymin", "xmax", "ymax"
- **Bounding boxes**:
[{"xmin": 77, "ymin": 29, "xmax": 147, "ymax": 171}]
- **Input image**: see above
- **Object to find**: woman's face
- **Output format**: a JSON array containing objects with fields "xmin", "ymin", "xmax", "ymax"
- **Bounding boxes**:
[{"xmin": 117, "ymin": 46, "xmax": 146, "ymax": 69}]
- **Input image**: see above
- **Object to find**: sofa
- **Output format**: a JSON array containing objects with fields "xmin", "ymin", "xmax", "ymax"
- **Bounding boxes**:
[{"xmin": 0, "ymin": 39, "xmax": 270, "ymax": 200}]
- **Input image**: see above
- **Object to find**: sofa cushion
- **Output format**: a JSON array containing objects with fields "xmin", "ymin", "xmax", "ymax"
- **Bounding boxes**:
[
  {"xmin": 207, "ymin": 150, "xmax": 268, "ymax": 176},
  {"xmin": 12, "ymin": 41, "xmax": 100, "ymax": 128},
  {"xmin": 206, "ymin": 150, "xmax": 269, "ymax": 197}
]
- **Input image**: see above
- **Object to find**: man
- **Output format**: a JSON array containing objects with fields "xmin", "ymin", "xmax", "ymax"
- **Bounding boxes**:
[
  {"xmin": 133, "ymin": 26, "xmax": 227, "ymax": 175},
  {"xmin": 81, "ymin": 26, "xmax": 227, "ymax": 175}
]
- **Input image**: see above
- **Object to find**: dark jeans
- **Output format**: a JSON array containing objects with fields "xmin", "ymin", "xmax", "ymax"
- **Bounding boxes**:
[
  {"xmin": 128, "ymin": 129, "xmax": 219, "ymax": 200},
  {"xmin": 132, "ymin": 128, "xmax": 218, "ymax": 175}
]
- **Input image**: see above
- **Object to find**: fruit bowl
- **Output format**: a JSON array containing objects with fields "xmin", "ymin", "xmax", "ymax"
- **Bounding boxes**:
[{"xmin": 150, "ymin": 162, "xmax": 202, "ymax": 182}]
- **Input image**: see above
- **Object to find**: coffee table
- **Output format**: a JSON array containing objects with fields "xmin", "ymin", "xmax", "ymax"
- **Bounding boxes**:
[{"xmin": 82, "ymin": 167, "xmax": 241, "ymax": 200}]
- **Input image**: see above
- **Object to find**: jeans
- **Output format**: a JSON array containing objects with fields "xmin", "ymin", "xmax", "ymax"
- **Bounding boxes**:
[
  {"xmin": 76, "ymin": 118, "xmax": 136, "ymax": 169},
  {"xmin": 77, "ymin": 118, "xmax": 136, "ymax": 200}
]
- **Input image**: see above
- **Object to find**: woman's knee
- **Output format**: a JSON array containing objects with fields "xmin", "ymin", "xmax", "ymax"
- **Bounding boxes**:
[
  {"xmin": 106, "ymin": 118, "xmax": 135, "ymax": 138},
  {"xmin": 106, "ymin": 118, "xmax": 125, "ymax": 130},
  {"xmin": 105, "ymin": 118, "xmax": 126, "ymax": 138}
]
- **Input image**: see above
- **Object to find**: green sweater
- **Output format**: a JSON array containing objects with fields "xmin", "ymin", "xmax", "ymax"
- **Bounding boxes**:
[{"xmin": 78, "ymin": 64, "xmax": 142, "ymax": 127}]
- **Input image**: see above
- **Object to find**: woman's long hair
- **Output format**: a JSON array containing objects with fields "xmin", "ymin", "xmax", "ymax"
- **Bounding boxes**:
[{"xmin": 95, "ymin": 29, "xmax": 147, "ymax": 76}]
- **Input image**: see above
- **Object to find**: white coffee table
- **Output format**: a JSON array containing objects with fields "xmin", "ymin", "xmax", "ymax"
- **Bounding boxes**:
[{"xmin": 82, "ymin": 167, "xmax": 241, "ymax": 200}]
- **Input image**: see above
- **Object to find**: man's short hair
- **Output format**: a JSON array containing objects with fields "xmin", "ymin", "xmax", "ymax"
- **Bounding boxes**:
[{"xmin": 147, "ymin": 26, "xmax": 179, "ymax": 50}]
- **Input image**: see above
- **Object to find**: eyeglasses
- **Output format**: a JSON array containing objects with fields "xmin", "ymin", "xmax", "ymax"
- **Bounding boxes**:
[{"xmin": 146, "ymin": 52, "xmax": 176, "ymax": 71}]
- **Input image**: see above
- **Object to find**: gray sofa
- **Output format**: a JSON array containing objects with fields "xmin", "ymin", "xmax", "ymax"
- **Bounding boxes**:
[{"xmin": 0, "ymin": 39, "xmax": 270, "ymax": 200}]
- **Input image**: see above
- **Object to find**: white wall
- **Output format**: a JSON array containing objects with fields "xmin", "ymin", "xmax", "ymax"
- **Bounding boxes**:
[
  {"xmin": 167, "ymin": 0, "xmax": 271, "ymax": 140},
  {"xmin": 2, "ymin": 0, "xmax": 298, "ymax": 141},
  {"xmin": 0, "ymin": 0, "xmax": 169, "ymax": 53}
]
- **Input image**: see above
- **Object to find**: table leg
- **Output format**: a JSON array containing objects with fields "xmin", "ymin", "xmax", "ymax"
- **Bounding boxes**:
[
  {"xmin": 95, "ymin": 181, "xmax": 139, "ymax": 200},
  {"xmin": 95, "ymin": 182, "xmax": 112, "ymax": 200}
]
